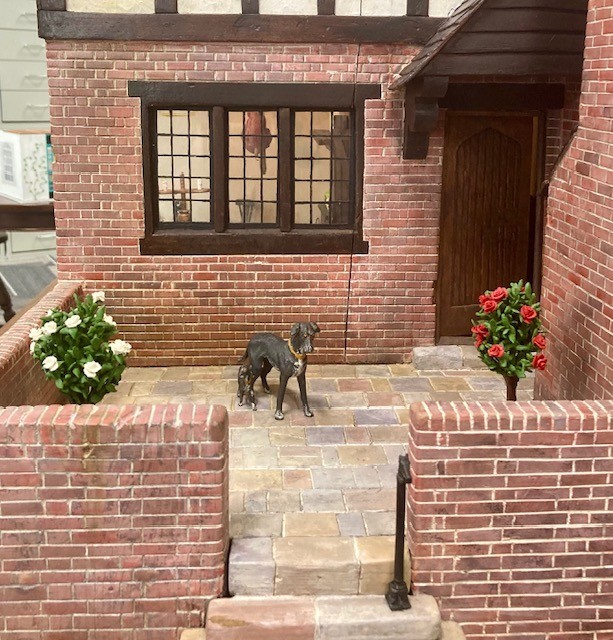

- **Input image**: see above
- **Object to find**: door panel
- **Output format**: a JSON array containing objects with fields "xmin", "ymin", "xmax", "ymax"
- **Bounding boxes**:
[{"xmin": 438, "ymin": 114, "xmax": 534, "ymax": 337}]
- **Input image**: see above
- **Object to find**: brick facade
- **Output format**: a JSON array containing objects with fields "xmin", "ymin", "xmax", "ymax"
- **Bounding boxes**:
[
  {"xmin": 46, "ymin": 42, "xmax": 446, "ymax": 366},
  {"xmin": 0, "ymin": 281, "xmax": 82, "ymax": 407},
  {"xmin": 408, "ymin": 400, "xmax": 613, "ymax": 640},
  {"xmin": 537, "ymin": 0, "xmax": 613, "ymax": 401},
  {"xmin": 47, "ymin": 41, "xmax": 584, "ymax": 367},
  {"xmin": 0, "ymin": 402, "xmax": 229, "ymax": 640}
]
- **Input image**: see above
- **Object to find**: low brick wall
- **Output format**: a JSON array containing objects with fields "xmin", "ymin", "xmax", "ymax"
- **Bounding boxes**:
[
  {"xmin": 0, "ymin": 403, "xmax": 229, "ymax": 640},
  {"xmin": 0, "ymin": 281, "xmax": 83, "ymax": 407},
  {"xmin": 408, "ymin": 401, "xmax": 613, "ymax": 640}
]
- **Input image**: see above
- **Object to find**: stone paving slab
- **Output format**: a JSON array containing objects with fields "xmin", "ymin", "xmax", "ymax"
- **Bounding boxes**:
[
  {"xmin": 106, "ymin": 364, "xmax": 534, "ymax": 547},
  {"xmin": 109, "ymin": 363, "xmax": 532, "ymax": 617}
]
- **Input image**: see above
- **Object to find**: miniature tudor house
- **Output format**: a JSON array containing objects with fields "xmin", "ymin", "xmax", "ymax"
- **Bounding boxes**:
[{"xmin": 36, "ymin": 0, "xmax": 603, "ymax": 393}]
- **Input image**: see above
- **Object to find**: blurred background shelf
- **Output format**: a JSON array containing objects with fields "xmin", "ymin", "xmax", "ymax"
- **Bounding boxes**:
[
  {"xmin": 0, "ymin": 195, "xmax": 56, "ymax": 325},
  {"xmin": 0, "ymin": 194, "xmax": 54, "ymax": 231}
]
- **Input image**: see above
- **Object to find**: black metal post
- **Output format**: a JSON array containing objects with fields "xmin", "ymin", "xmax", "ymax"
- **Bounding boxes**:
[{"xmin": 385, "ymin": 454, "xmax": 412, "ymax": 611}]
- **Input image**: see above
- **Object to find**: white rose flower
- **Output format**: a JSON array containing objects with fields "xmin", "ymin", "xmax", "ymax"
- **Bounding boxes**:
[
  {"xmin": 42, "ymin": 321, "xmax": 58, "ymax": 335},
  {"xmin": 92, "ymin": 291, "xmax": 105, "ymax": 303},
  {"xmin": 30, "ymin": 341, "xmax": 36, "ymax": 354},
  {"xmin": 83, "ymin": 361, "xmax": 102, "ymax": 379},
  {"xmin": 110, "ymin": 339, "xmax": 132, "ymax": 356},
  {"xmin": 42, "ymin": 356, "xmax": 59, "ymax": 372},
  {"xmin": 29, "ymin": 327, "xmax": 44, "ymax": 341},
  {"xmin": 65, "ymin": 315, "xmax": 82, "ymax": 328},
  {"xmin": 46, "ymin": 308, "xmax": 55, "ymax": 317},
  {"xmin": 103, "ymin": 314, "xmax": 116, "ymax": 326}
]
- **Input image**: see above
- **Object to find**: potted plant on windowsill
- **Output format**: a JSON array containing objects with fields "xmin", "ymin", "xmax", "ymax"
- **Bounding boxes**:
[
  {"xmin": 472, "ymin": 281, "xmax": 547, "ymax": 401},
  {"xmin": 30, "ymin": 291, "xmax": 132, "ymax": 404}
]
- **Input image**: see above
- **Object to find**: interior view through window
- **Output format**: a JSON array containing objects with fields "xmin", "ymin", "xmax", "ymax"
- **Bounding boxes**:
[{"xmin": 154, "ymin": 108, "xmax": 353, "ymax": 229}]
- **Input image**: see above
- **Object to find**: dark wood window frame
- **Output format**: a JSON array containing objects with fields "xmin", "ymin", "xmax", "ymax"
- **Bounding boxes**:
[{"xmin": 129, "ymin": 82, "xmax": 380, "ymax": 255}]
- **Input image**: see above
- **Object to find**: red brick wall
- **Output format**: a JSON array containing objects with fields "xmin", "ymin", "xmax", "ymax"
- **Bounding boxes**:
[
  {"xmin": 537, "ymin": 0, "xmax": 613, "ymax": 400},
  {"xmin": 45, "ymin": 42, "xmax": 442, "ymax": 366},
  {"xmin": 0, "ymin": 281, "xmax": 82, "ymax": 407},
  {"xmin": 408, "ymin": 400, "xmax": 613, "ymax": 640},
  {"xmin": 0, "ymin": 403, "xmax": 229, "ymax": 640}
]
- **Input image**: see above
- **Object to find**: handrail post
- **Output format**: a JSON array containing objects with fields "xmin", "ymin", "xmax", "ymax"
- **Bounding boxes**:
[{"xmin": 385, "ymin": 453, "xmax": 412, "ymax": 611}]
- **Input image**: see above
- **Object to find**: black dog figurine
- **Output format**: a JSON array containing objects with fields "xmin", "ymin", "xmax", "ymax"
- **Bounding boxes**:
[{"xmin": 238, "ymin": 322, "xmax": 320, "ymax": 420}]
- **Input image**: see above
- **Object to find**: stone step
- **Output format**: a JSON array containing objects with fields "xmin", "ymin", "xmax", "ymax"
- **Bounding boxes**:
[
  {"xmin": 204, "ymin": 594, "xmax": 442, "ymax": 640},
  {"xmin": 412, "ymin": 345, "xmax": 491, "ymax": 371},
  {"xmin": 441, "ymin": 621, "xmax": 467, "ymax": 640},
  {"xmin": 229, "ymin": 535, "xmax": 410, "ymax": 597}
]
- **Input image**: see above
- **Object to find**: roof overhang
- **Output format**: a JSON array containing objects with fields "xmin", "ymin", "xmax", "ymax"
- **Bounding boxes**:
[{"xmin": 394, "ymin": 0, "xmax": 588, "ymax": 158}]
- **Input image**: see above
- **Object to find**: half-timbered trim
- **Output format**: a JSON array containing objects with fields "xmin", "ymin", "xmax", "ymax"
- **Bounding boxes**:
[
  {"xmin": 407, "ymin": 0, "xmax": 429, "ymax": 17},
  {"xmin": 317, "ymin": 0, "xmax": 335, "ymax": 15},
  {"xmin": 129, "ymin": 82, "xmax": 380, "ymax": 256},
  {"xmin": 38, "ymin": 12, "xmax": 441, "ymax": 44},
  {"xmin": 155, "ymin": 0, "xmax": 177, "ymax": 13},
  {"xmin": 241, "ymin": 0, "xmax": 259, "ymax": 14},
  {"xmin": 36, "ymin": 0, "xmax": 66, "ymax": 10}
]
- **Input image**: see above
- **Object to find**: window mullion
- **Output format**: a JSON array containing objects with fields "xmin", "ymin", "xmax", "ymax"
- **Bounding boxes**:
[
  {"xmin": 278, "ymin": 107, "xmax": 292, "ymax": 233},
  {"xmin": 212, "ymin": 106, "xmax": 228, "ymax": 233}
]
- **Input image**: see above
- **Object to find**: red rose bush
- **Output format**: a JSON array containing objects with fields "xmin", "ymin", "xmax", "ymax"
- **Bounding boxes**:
[{"xmin": 473, "ymin": 281, "xmax": 546, "ymax": 399}]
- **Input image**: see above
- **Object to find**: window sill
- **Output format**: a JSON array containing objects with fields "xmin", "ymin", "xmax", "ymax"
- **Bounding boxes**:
[{"xmin": 140, "ymin": 229, "xmax": 369, "ymax": 256}]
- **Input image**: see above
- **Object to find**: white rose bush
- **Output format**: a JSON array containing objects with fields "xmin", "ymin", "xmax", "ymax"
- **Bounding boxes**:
[{"xmin": 30, "ymin": 291, "xmax": 132, "ymax": 404}]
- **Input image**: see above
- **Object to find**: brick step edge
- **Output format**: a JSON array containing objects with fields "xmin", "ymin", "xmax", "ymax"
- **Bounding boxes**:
[
  {"xmin": 229, "ymin": 535, "xmax": 410, "ymax": 597},
  {"xmin": 203, "ymin": 594, "xmax": 442, "ymax": 640}
]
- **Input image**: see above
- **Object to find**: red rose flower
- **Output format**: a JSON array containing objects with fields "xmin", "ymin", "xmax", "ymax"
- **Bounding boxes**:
[
  {"xmin": 490, "ymin": 287, "xmax": 508, "ymax": 302},
  {"xmin": 532, "ymin": 353, "xmax": 547, "ymax": 370},
  {"xmin": 475, "ymin": 335, "xmax": 484, "ymax": 348},
  {"xmin": 520, "ymin": 305, "xmax": 538, "ymax": 323},
  {"xmin": 471, "ymin": 324, "xmax": 489, "ymax": 338},
  {"xmin": 482, "ymin": 299, "xmax": 498, "ymax": 314},
  {"xmin": 488, "ymin": 344, "xmax": 505, "ymax": 358},
  {"xmin": 533, "ymin": 334, "xmax": 546, "ymax": 350},
  {"xmin": 479, "ymin": 294, "xmax": 490, "ymax": 306}
]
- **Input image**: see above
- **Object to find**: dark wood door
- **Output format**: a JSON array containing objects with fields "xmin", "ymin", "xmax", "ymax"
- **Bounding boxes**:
[{"xmin": 438, "ymin": 113, "xmax": 535, "ymax": 337}]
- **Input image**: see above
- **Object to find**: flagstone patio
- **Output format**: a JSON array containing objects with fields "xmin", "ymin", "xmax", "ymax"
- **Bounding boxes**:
[{"xmin": 103, "ymin": 364, "xmax": 534, "ymax": 545}]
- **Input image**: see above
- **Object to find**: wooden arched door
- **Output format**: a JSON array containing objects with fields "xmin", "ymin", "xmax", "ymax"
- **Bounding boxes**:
[{"xmin": 437, "ymin": 113, "xmax": 537, "ymax": 337}]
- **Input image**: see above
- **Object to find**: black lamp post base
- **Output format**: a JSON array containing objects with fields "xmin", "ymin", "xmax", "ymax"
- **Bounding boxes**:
[{"xmin": 385, "ymin": 579, "xmax": 411, "ymax": 611}]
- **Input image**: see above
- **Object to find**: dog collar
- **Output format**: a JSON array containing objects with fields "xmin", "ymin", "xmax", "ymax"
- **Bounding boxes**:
[{"xmin": 288, "ymin": 339, "xmax": 306, "ymax": 361}]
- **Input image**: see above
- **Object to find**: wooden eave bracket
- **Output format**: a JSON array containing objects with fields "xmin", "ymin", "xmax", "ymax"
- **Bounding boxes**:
[{"xmin": 403, "ymin": 76, "xmax": 448, "ymax": 159}]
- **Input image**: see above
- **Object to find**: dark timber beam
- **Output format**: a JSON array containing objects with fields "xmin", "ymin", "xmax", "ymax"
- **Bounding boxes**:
[
  {"xmin": 37, "ymin": 12, "xmax": 442, "ymax": 44},
  {"xmin": 440, "ymin": 83, "xmax": 566, "ymax": 110},
  {"xmin": 155, "ymin": 0, "xmax": 177, "ymax": 13},
  {"xmin": 403, "ymin": 76, "xmax": 448, "ymax": 160},
  {"xmin": 242, "ymin": 0, "xmax": 259, "ymax": 14},
  {"xmin": 36, "ymin": 0, "xmax": 66, "ymax": 10},
  {"xmin": 317, "ymin": 0, "xmax": 335, "ymax": 15}
]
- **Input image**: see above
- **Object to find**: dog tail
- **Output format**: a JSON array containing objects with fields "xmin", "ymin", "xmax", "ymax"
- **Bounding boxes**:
[{"xmin": 238, "ymin": 349, "xmax": 249, "ymax": 364}]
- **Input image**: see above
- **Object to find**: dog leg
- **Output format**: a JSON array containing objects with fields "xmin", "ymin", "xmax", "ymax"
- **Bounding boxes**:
[
  {"xmin": 237, "ymin": 365, "xmax": 248, "ymax": 406},
  {"xmin": 260, "ymin": 359, "xmax": 273, "ymax": 394},
  {"xmin": 248, "ymin": 374, "xmax": 258, "ymax": 411},
  {"xmin": 297, "ymin": 371, "xmax": 313, "ymax": 418},
  {"xmin": 274, "ymin": 374, "xmax": 289, "ymax": 420},
  {"xmin": 247, "ymin": 381, "xmax": 256, "ymax": 411}
]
